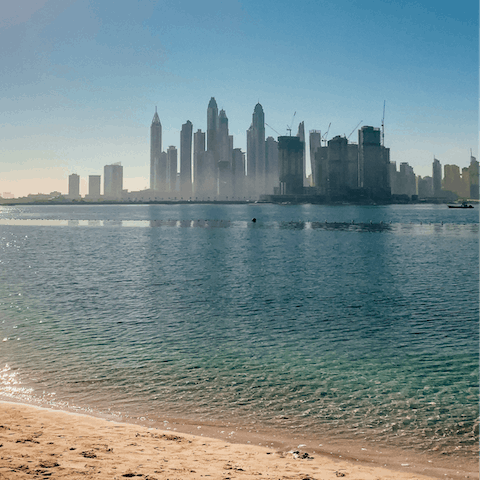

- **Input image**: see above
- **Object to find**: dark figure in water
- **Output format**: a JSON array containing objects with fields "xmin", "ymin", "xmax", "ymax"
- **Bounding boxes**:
[{"xmin": 252, "ymin": 218, "xmax": 256, "ymax": 223}]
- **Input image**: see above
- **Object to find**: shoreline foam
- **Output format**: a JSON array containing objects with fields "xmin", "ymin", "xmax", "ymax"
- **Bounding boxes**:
[{"xmin": 0, "ymin": 400, "xmax": 476, "ymax": 480}]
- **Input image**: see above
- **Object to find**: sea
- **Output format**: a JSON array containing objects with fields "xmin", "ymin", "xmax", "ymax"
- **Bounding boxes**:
[{"xmin": 0, "ymin": 203, "xmax": 478, "ymax": 475}]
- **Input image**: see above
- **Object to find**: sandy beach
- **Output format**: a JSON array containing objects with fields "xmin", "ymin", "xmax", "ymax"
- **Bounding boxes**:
[{"xmin": 0, "ymin": 401, "xmax": 475, "ymax": 480}]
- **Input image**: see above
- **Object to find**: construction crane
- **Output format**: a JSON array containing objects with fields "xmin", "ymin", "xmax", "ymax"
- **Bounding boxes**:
[
  {"xmin": 347, "ymin": 120, "xmax": 363, "ymax": 140},
  {"xmin": 265, "ymin": 123, "xmax": 281, "ymax": 136},
  {"xmin": 381, "ymin": 100, "xmax": 385, "ymax": 146},
  {"xmin": 286, "ymin": 112, "xmax": 296, "ymax": 136},
  {"xmin": 321, "ymin": 123, "xmax": 331, "ymax": 146}
]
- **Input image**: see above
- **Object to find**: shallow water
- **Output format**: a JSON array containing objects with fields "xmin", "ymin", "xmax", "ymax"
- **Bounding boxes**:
[{"xmin": 0, "ymin": 204, "xmax": 478, "ymax": 462}]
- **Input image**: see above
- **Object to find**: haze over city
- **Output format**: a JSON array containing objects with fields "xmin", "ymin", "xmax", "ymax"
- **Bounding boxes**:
[{"xmin": 1, "ymin": 0, "xmax": 477, "ymax": 197}]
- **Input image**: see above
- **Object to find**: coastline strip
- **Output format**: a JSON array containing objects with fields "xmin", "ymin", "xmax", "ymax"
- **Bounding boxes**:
[{"xmin": 0, "ymin": 401, "xmax": 466, "ymax": 480}]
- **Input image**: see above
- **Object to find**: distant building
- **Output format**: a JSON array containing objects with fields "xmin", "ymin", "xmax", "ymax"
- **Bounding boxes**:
[
  {"xmin": 469, "ymin": 155, "xmax": 479, "ymax": 199},
  {"xmin": 309, "ymin": 130, "xmax": 321, "ymax": 187},
  {"xmin": 443, "ymin": 164, "xmax": 462, "ymax": 195},
  {"xmin": 154, "ymin": 152, "xmax": 167, "ymax": 194},
  {"xmin": 207, "ymin": 97, "xmax": 218, "ymax": 156},
  {"xmin": 232, "ymin": 148, "xmax": 246, "ymax": 198},
  {"xmin": 389, "ymin": 162, "xmax": 398, "ymax": 194},
  {"xmin": 312, "ymin": 136, "xmax": 357, "ymax": 198},
  {"xmin": 180, "ymin": 120, "xmax": 193, "ymax": 198},
  {"xmin": 167, "ymin": 146, "xmax": 177, "ymax": 193},
  {"xmin": 150, "ymin": 108, "xmax": 162, "ymax": 191},
  {"xmin": 432, "ymin": 158, "xmax": 442, "ymax": 197},
  {"xmin": 88, "ymin": 175, "xmax": 101, "ymax": 198},
  {"xmin": 358, "ymin": 126, "xmax": 390, "ymax": 198},
  {"xmin": 217, "ymin": 109, "xmax": 233, "ymax": 197},
  {"xmin": 193, "ymin": 129, "xmax": 206, "ymax": 197},
  {"xmin": 104, "ymin": 163, "xmax": 123, "ymax": 200},
  {"xmin": 398, "ymin": 162, "xmax": 416, "ymax": 197},
  {"xmin": 278, "ymin": 136, "xmax": 304, "ymax": 195},
  {"xmin": 297, "ymin": 121, "xmax": 307, "ymax": 187},
  {"xmin": 246, "ymin": 103, "xmax": 266, "ymax": 198},
  {"xmin": 68, "ymin": 174, "xmax": 80, "ymax": 198},
  {"xmin": 202, "ymin": 98, "xmax": 219, "ymax": 197},
  {"xmin": 417, "ymin": 175, "xmax": 433, "ymax": 198},
  {"xmin": 265, "ymin": 136, "xmax": 279, "ymax": 195},
  {"xmin": 326, "ymin": 136, "xmax": 358, "ymax": 198}
]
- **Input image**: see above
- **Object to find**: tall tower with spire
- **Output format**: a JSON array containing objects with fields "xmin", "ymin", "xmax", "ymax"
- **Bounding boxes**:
[
  {"xmin": 247, "ymin": 103, "xmax": 266, "ymax": 198},
  {"xmin": 150, "ymin": 107, "xmax": 162, "ymax": 190},
  {"xmin": 180, "ymin": 120, "xmax": 193, "ymax": 197},
  {"xmin": 207, "ymin": 97, "xmax": 218, "ymax": 154},
  {"xmin": 205, "ymin": 97, "xmax": 219, "ymax": 197}
]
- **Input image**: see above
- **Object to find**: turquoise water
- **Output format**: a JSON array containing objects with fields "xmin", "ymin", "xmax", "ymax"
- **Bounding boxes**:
[{"xmin": 0, "ymin": 204, "xmax": 478, "ymax": 460}]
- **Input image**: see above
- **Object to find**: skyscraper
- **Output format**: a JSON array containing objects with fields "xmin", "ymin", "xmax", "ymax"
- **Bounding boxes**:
[
  {"xmin": 180, "ymin": 120, "xmax": 193, "ymax": 197},
  {"xmin": 104, "ymin": 163, "xmax": 123, "ymax": 200},
  {"xmin": 297, "ymin": 121, "xmax": 307, "ymax": 187},
  {"xmin": 324, "ymin": 136, "xmax": 358, "ymax": 198},
  {"xmin": 265, "ymin": 136, "xmax": 278, "ymax": 195},
  {"xmin": 469, "ymin": 154, "xmax": 479, "ymax": 199},
  {"xmin": 432, "ymin": 158, "xmax": 442, "ymax": 197},
  {"xmin": 217, "ymin": 109, "xmax": 233, "ymax": 196},
  {"xmin": 207, "ymin": 97, "xmax": 218, "ymax": 155},
  {"xmin": 204, "ymin": 98, "xmax": 219, "ymax": 197},
  {"xmin": 309, "ymin": 130, "xmax": 321, "ymax": 187},
  {"xmin": 193, "ymin": 129, "xmax": 206, "ymax": 197},
  {"xmin": 167, "ymin": 146, "xmax": 177, "ymax": 193},
  {"xmin": 155, "ymin": 152, "xmax": 167, "ymax": 193},
  {"xmin": 232, "ymin": 148, "xmax": 246, "ymax": 198},
  {"xmin": 246, "ymin": 103, "xmax": 266, "ymax": 198},
  {"xmin": 358, "ymin": 126, "xmax": 390, "ymax": 197},
  {"xmin": 278, "ymin": 136, "xmax": 304, "ymax": 195},
  {"xmin": 150, "ymin": 108, "xmax": 162, "ymax": 191},
  {"xmin": 88, "ymin": 175, "xmax": 101, "ymax": 198},
  {"xmin": 68, "ymin": 174, "xmax": 80, "ymax": 198}
]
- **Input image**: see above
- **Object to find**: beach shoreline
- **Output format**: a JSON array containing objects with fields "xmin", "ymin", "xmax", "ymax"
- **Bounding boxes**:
[{"xmin": 0, "ymin": 400, "xmax": 476, "ymax": 480}]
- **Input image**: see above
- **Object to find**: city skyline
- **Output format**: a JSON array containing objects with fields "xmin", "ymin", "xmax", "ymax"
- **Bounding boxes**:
[
  {"xmin": 5, "ymin": 100, "xmax": 479, "ymax": 200},
  {"xmin": 1, "ymin": 0, "xmax": 477, "ymax": 197}
]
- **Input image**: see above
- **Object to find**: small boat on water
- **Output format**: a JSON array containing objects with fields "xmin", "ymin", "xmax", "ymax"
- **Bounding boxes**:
[{"xmin": 448, "ymin": 202, "xmax": 474, "ymax": 209}]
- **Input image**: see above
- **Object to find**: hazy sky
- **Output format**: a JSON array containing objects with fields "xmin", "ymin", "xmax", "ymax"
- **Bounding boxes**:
[{"xmin": 1, "ymin": 0, "xmax": 477, "ymax": 196}]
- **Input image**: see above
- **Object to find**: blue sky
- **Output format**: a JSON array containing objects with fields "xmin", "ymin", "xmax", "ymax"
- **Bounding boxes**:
[{"xmin": 1, "ymin": 0, "xmax": 477, "ymax": 196}]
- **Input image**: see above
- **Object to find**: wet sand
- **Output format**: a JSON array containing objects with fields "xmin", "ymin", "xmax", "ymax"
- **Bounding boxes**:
[{"xmin": 0, "ymin": 401, "xmax": 475, "ymax": 480}]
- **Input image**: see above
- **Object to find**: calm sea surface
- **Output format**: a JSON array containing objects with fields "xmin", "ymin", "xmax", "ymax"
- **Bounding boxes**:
[{"xmin": 0, "ymin": 204, "xmax": 478, "ymax": 461}]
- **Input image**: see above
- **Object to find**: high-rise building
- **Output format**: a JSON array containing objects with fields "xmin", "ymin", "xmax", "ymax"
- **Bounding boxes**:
[
  {"xmin": 104, "ymin": 163, "xmax": 123, "ymax": 200},
  {"xmin": 389, "ymin": 162, "xmax": 398, "ymax": 195},
  {"xmin": 469, "ymin": 155, "xmax": 479, "ymax": 199},
  {"xmin": 68, "ymin": 174, "xmax": 80, "ymax": 198},
  {"xmin": 443, "ymin": 164, "xmax": 462, "ymax": 195},
  {"xmin": 193, "ymin": 129, "xmax": 206, "ymax": 197},
  {"xmin": 312, "ymin": 137, "xmax": 357, "ymax": 197},
  {"xmin": 265, "ymin": 136, "xmax": 279, "ymax": 195},
  {"xmin": 417, "ymin": 176, "xmax": 434, "ymax": 198},
  {"xmin": 232, "ymin": 148, "xmax": 246, "ymax": 198},
  {"xmin": 309, "ymin": 130, "xmax": 321, "ymax": 187},
  {"xmin": 207, "ymin": 97, "xmax": 218, "ymax": 155},
  {"xmin": 88, "ymin": 175, "xmax": 101, "ymax": 198},
  {"xmin": 167, "ymin": 146, "xmax": 177, "ymax": 193},
  {"xmin": 217, "ymin": 109, "xmax": 233, "ymax": 197},
  {"xmin": 323, "ymin": 136, "xmax": 358, "ymax": 198},
  {"xmin": 180, "ymin": 121, "xmax": 193, "ymax": 198},
  {"xmin": 278, "ymin": 136, "xmax": 304, "ymax": 195},
  {"xmin": 246, "ymin": 103, "xmax": 266, "ymax": 198},
  {"xmin": 358, "ymin": 126, "xmax": 390, "ymax": 197},
  {"xmin": 432, "ymin": 158, "xmax": 442, "ymax": 197},
  {"xmin": 150, "ymin": 108, "xmax": 162, "ymax": 191},
  {"xmin": 155, "ymin": 152, "xmax": 167, "ymax": 193},
  {"xmin": 297, "ymin": 122, "xmax": 307, "ymax": 187},
  {"xmin": 203, "ymin": 98, "xmax": 220, "ymax": 197},
  {"xmin": 398, "ymin": 162, "xmax": 416, "ymax": 197}
]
